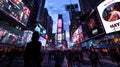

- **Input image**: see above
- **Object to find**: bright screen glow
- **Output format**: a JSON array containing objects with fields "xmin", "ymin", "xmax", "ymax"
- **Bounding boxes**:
[
  {"xmin": 72, "ymin": 26, "xmax": 84, "ymax": 44},
  {"xmin": 39, "ymin": 37, "xmax": 46, "ymax": 46},
  {"xmin": 0, "ymin": 0, "xmax": 30, "ymax": 26},
  {"xmin": 0, "ymin": 28, "xmax": 22, "ymax": 45},
  {"xmin": 58, "ymin": 33, "xmax": 62, "ymax": 41},
  {"xmin": 97, "ymin": 0, "xmax": 120, "ymax": 34},
  {"xmin": 57, "ymin": 19, "xmax": 62, "ymax": 27}
]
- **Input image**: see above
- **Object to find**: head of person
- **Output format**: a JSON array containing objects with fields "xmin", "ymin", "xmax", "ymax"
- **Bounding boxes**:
[
  {"xmin": 32, "ymin": 31, "xmax": 39, "ymax": 41},
  {"xmin": 88, "ymin": 17, "xmax": 95, "ymax": 29},
  {"xmin": 110, "ymin": 7, "xmax": 114, "ymax": 11}
]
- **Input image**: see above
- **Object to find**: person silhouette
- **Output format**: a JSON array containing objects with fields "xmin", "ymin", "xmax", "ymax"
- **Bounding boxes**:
[
  {"xmin": 108, "ymin": 7, "xmax": 120, "ymax": 22},
  {"xmin": 24, "ymin": 31, "xmax": 42, "ymax": 67}
]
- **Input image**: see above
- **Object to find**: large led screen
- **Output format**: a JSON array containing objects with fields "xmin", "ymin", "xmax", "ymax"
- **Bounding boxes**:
[
  {"xmin": 82, "ymin": 10, "xmax": 104, "ymax": 40},
  {"xmin": 72, "ymin": 25, "xmax": 84, "ymax": 44},
  {"xmin": 97, "ymin": 0, "xmax": 120, "ymax": 34},
  {"xmin": 39, "ymin": 37, "xmax": 46, "ymax": 46},
  {"xmin": 57, "ymin": 19, "xmax": 62, "ymax": 28},
  {"xmin": 0, "ymin": 0, "xmax": 30, "ymax": 26},
  {"xmin": 0, "ymin": 28, "xmax": 22, "ymax": 45}
]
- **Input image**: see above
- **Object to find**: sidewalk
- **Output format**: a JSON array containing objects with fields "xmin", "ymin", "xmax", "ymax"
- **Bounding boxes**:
[
  {"xmin": 83, "ymin": 57, "xmax": 118, "ymax": 67},
  {"xmin": 0, "ymin": 56, "xmax": 118, "ymax": 67}
]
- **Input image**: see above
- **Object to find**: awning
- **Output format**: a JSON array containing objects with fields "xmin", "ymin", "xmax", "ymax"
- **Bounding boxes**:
[{"xmin": 94, "ymin": 44, "xmax": 120, "ymax": 49}]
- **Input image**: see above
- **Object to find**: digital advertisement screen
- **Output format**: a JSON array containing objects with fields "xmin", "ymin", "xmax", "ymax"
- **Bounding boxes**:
[
  {"xmin": 57, "ymin": 19, "xmax": 62, "ymax": 28},
  {"xmin": 97, "ymin": 0, "xmax": 120, "ymax": 34},
  {"xmin": 72, "ymin": 25, "xmax": 84, "ymax": 44},
  {"xmin": 82, "ymin": 10, "xmax": 104, "ymax": 40},
  {"xmin": 0, "ymin": 28, "xmax": 22, "ymax": 45},
  {"xmin": 0, "ymin": 0, "xmax": 30, "ymax": 26},
  {"xmin": 57, "ymin": 33, "xmax": 62, "ymax": 41},
  {"xmin": 0, "ymin": 28, "xmax": 5, "ymax": 40},
  {"xmin": 39, "ymin": 37, "xmax": 46, "ymax": 46},
  {"xmin": 22, "ymin": 30, "xmax": 33, "ymax": 43}
]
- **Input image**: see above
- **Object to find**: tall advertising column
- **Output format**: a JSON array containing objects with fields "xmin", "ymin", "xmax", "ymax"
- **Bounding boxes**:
[{"xmin": 57, "ymin": 14, "xmax": 63, "ymax": 48}]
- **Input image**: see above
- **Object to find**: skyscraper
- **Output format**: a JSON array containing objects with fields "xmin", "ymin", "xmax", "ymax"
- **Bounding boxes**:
[{"xmin": 57, "ymin": 14, "xmax": 63, "ymax": 45}]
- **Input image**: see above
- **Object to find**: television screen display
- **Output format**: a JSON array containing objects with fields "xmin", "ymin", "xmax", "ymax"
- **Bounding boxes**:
[
  {"xmin": 57, "ymin": 33, "xmax": 62, "ymax": 41},
  {"xmin": 97, "ymin": 0, "xmax": 120, "ymax": 34},
  {"xmin": 39, "ymin": 36, "xmax": 46, "ymax": 46},
  {"xmin": 0, "ymin": 0, "xmax": 30, "ymax": 26},
  {"xmin": 82, "ymin": 10, "xmax": 104, "ymax": 40},
  {"xmin": 57, "ymin": 19, "xmax": 62, "ymax": 28},
  {"xmin": 72, "ymin": 25, "xmax": 84, "ymax": 44},
  {"xmin": 0, "ymin": 28, "xmax": 22, "ymax": 45}
]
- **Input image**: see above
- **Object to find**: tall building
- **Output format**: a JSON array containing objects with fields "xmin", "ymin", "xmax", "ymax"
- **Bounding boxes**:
[
  {"xmin": 57, "ymin": 14, "xmax": 64, "ymax": 47},
  {"xmin": 36, "ymin": 7, "xmax": 53, "ymax": 39},
  {"xmin": 38, "ymin": 8, "xmax": 49, "ymax": 30},
  {"xmin": 25, "ymin": 0, "xmax": 38, "ymax": 30},
  {"xmin": 26, "ymin": 0, "xmax": 46, "ymax": 30},
  {"xmin": 56, "ymin": 14, "xmax": 67, "ymax": 48},
  {"xmin": 65, "ymin": 4, "xmax": 81, "ymax": 40},
  {"xmin": 46, "ymin": 15, "xmax": 53, "ymax": 40},
  {"xmin": 22, "ymin": 0, "xmax": 35, "ymax": 11},
  {"xmin": 79, "ymin": 0, "xmax": 104, "ymax": 15}
]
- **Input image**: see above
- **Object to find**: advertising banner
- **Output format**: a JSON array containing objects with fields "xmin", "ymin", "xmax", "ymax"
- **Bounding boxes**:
[
  {"xmin": 97, "ymin": 0, "xmax": 120, "ymax": 34},
  {"xmin": 82, "ymin": 10, "xmax": 104, "ymax": 40},
  {"xmin": 72, "ymin": 25, "xmax": 84, "ymax": 44},
  {"xmin": 0, "ymin": 0, "xmax": 30, "ymax": 26}
]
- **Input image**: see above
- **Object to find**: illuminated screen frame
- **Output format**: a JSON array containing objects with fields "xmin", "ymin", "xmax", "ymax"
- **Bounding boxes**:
[
  {"xmin": 72, "ymin": 25, "xmax": 84, "ymax": 44},
  {"xmin": 57, "ymin": 19, "xmax": 62, "ymax": 28},
  {"xmin": 82, "ymin": 10, "xmax": 105, "ymax": 40},
  {"xmin": 0, "ymin": 0, "xmax": 30, "ymax": 26},
  {"xmin": 97, "ymin": 0, "xmax": 120, "ymax": 34}
]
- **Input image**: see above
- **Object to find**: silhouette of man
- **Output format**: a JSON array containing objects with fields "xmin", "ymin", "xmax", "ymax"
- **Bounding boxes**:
[{"xmin": 24, "ymin": 31, "xmax": 42, "ymax": 67}]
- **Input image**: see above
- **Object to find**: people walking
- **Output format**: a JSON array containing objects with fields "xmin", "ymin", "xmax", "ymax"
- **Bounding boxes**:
[{"xmin": 89, "ymin": 49, "xmax": 99, "ymax": 67}]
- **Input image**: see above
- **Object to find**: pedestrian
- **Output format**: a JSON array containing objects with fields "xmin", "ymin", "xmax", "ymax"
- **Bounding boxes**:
[
  {"xmin": 6, "ymin": 48, "xmax": 16, "ymax": 67},
  {"xmin": 89, "ymin": 49, "xmax": 98, "ymax": 67},
  {"xmin": 113, "ymin": 52, "xmax": 120, "ymax": 67},
  {"xmin": 24, "ymin": 31, "xmax": 42, "ymax": 67}
]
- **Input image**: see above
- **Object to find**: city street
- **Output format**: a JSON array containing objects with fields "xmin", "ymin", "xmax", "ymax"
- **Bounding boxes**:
[
  {"xmin": 0, "ymin": 55, "xmax": 118, "ymax": 67},
  {"xmin": 0, "ymin": 0, "xmax": 120, "ymax": 67}
]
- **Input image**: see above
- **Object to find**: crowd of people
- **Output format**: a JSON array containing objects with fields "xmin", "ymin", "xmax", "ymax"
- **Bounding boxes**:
[
  {"xmin": 1, "ymin": 31, "xmax": 120, "ymax": 67},
  {"xmin": 19, "ymin": 31, "xmax": 120, "ymax": 67}
]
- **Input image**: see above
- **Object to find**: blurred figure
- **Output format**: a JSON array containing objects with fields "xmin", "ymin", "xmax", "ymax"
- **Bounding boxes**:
[
  {"xmin": 108, "ymin": 7, "xmax": 120, "ymax": 22},
  {"xmin": 54, "ymin": 50, "xmax": 64, "ymax": 67},
  {"xmin": 24, "ymin": 31, "xmax": 42, "ymax": 67},
  {"xmin": 112, "ymin": 50, "xmax": 120, "ymax": 67},
  {"xmin": 6, "ymin": 48, "xmax": 16, "ymax": 67},
  {"xmin": 89, "ymin": 49, "xmax": 99, "ymax": 67}
]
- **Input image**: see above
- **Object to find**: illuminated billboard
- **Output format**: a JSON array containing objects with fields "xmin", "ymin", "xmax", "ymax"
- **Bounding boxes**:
[
  {"xmin": 97, "ymin": 0, "xmax": 120, "ymax": 34},
  {"xmin": 39, "ymin": 36, "xmax": 46, "ymax": 46},
  {"xmin": 57, "ymin": 33, "xmax": 62, "ymax": 41},
  {"xmin": 72, "ymin": 25, "xmax": 84, "ymax": 44},
  {"xmin": 57, "ymin": 19, "xmax": 62, "ymax": 28},
  {"xmin": 0, "ymin": 0, "xmax": 30, "ymax": 26},
  {"xmin": 0, "ymin": 28, "xmax": 4, "ymax": 40},
  {"xmin": 82, "ymin": 10, "xmax": 104, "ymax": 40},
  {"xmin": 0, "ymin": 28, "xmax": 22, "ymax": 45}
]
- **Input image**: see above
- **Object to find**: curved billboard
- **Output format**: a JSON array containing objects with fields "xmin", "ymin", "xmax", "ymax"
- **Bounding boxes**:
[{"xmin": 97, "ymin": 0, "xmax": 120, "ymax": 34}]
